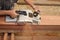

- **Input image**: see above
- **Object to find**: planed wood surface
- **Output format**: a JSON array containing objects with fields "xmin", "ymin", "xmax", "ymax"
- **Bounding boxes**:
[
  {"xmin": 0, "ymin": 15, "xmax": 60, "ymax": 25},
  {"xmin": 17, "ymin": 0, "xmax": 60, "ymax": 5}
]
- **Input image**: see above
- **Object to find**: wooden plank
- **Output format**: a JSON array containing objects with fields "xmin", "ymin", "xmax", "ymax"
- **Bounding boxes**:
[
  {"xmin": 15, "ymin": 36, "xmax": 60, "ymax": 40},
  {"xmin": 33, "ymin": 36, "xmax": 60, "ymax": 40},
  {"xmin": 3, "ymin": 33, "xmax": 8, "ymax": 40},
  {"xmin": 11, "ymin": 33, "xmax": 15, "ymax": 40},
  {"xmin": 0, "ymin": 25, "xmax": 60, "ymax": 31},
  {"xmin": 15, "ymin": 36, "xmax": 32, "ymax": 40},
  {"xmin": 17, "ymin": 0, "xmax": 60, "ymax": 6},
  {"xmin": 0, "ymin": 15, "xmax": 60, "ymax": 25}
]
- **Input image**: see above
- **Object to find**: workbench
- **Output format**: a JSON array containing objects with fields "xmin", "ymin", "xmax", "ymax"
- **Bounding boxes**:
[{"xmin": 0, "ymin": 15, "xmax": 60, "ymax": 40}]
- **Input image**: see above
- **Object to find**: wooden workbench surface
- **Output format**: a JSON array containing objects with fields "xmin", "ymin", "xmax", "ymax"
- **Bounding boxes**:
[{"xmin": 0, "ymin": 15, "xmax": 60, "ymax": 31}]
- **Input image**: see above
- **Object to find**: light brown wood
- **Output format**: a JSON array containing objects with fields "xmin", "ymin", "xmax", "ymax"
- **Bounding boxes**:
[
  {"xmin": 11, "ymin": 33, "xmax": 15, "ymax": 40},
  {"xmin": 4, "ymin": 33, "xmax": 8, "ymax": 40},
  {"xmin": 0, "ymin": 15, "xmax": 60, "ymax": 25}
]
